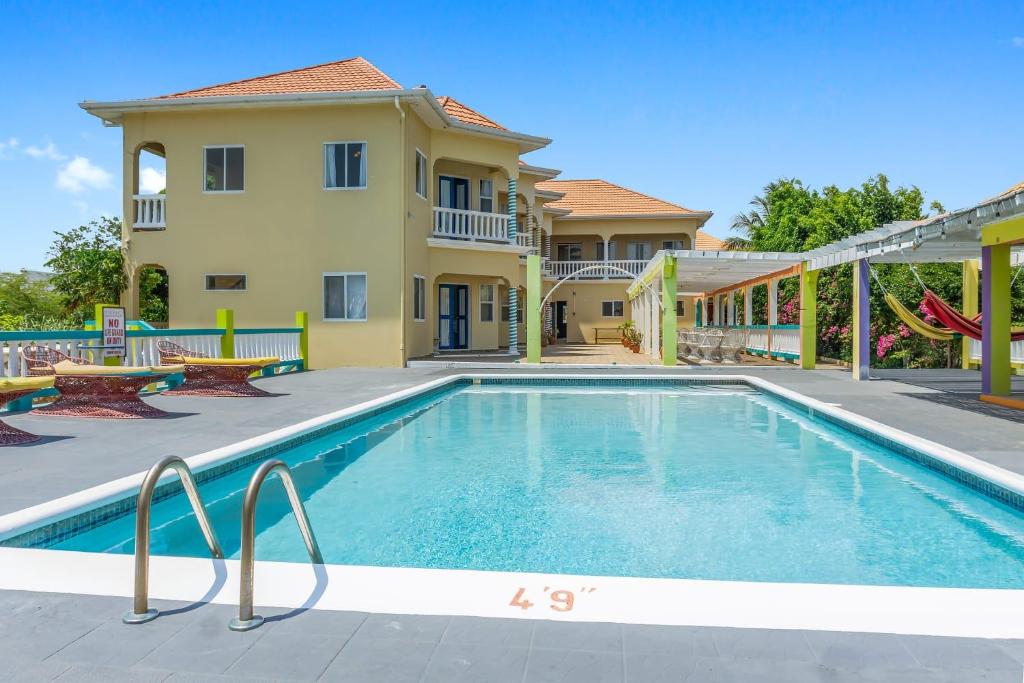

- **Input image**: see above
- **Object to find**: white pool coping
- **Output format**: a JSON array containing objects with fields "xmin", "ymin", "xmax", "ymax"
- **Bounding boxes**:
[{"xmin": 2, "ymin": 373, "xmax": 1024, "ymax": 639}]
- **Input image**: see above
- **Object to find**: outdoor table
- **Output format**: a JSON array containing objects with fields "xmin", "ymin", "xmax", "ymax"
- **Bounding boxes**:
[
  {"xmin": 0, "ymin": 378, "xmax": 54, "ymax": 445},
  {"xmin": 163, "ymin": 357, "xmax": 278, "ymax": 398},
  {"xmin": 35, "ymin": 372, "xmax": 174, "ymax": 419}
]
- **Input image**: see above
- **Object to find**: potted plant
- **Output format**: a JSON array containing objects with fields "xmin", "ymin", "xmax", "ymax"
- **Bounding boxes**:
[{"xmin": 617, "ymin": 320, "xmax": 636, "ymax": 347}]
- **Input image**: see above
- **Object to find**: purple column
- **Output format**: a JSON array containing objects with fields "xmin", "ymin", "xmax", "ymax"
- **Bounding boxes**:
[
  {"xmin": 981, "ymin": 246, "xmax": 992, "ymax": 395},
  {"xmin": 856, "ymin": 259, "xmax": 870, "ymax": 380}
]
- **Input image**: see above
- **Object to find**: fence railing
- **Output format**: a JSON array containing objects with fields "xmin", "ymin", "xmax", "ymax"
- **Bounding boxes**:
[
  {"xmin": 969, "ymin": 338, "xmax": 1024, "ymax": 365},
  {"xmin": 548, "ymin": 260, "xmax": 647, "ymax": 280},
  {"xmin": 234, "ymin": 328, "xmax": 303, "ymax": 361},
  {"xmin": 432, "ymin": 207, "xmax": 510, "ymax": 243},
  {"xmin": 743, "ymin": 324, "xmax": 801, "ymax": 360},
  {"xmin": 133, "ymin": 194, "xmax": 166, "ymax": 229}
]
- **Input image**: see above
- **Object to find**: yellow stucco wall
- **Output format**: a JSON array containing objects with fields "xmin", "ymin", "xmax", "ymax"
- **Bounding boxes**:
[
  {"xmin": 550, "ymin": 232, "xmax": 694, "ymax": 260},
  {"xmin": 551, "ymin": 217, "xmax": 702, "ymax": 241}
]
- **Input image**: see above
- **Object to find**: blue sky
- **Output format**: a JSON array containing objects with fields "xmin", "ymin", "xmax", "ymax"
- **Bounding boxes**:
[{"xmin": 1, "ymin": 0, "xmax": 1022, "ymax": 271}]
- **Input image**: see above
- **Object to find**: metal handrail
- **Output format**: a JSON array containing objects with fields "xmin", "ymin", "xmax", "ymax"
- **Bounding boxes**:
[
  {"xmin": 228, "ymin": 459, "xmax": 323, "ymax": 631},
  {"xmin": 123, "ymin": 455, "xmax": 224, "ymax": 624}
]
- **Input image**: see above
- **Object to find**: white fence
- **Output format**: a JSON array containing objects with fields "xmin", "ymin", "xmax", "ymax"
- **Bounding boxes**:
[
  {"xmin": 133, "ymin": 194, "xmax": 166, "ymax": 229},
  {"xmin": 432, "ymin": 207, "xmax": 510, "ymax": 243},
  {"xmin": 234, "ymin": 330, "xmax": 302, "ymax": 361},
  {"xmin": 1, "ymin": 335, "xmax": 100, "ymax": 377},
  {"xmin": 126, "ymin": 331, "xmax": 224, "ymax": 366},
  {"xmin": 548, "ymin": 260, "xmax": 647, "ymax": 280},
  {"xmin": 968, "ymin": 338, "xmax": 1024, "ymax": 364}
]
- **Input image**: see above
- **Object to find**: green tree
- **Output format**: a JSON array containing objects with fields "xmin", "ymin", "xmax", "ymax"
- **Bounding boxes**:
[{"xmin": 44, "ymin": 217, "xmax": 127, "ymax": 322}]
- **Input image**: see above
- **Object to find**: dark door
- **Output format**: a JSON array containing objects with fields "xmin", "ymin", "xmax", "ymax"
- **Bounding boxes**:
[
  {"xmin": 438, "ymin": 284, "xmax": 469, "ymax": 350},
  {"xmin": 552, "ymin": 301, "xmax": 568, "ymax": 340},
  {"xmin": 438, "ymin": 176, "xmax": 470, "ymax": 210}
]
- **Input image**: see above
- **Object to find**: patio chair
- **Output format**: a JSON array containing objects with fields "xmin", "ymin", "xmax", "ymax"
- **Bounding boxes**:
[
  {"xmin": 156, "ymin": 340, "xmax": 279, "ymax": 397},
  {"xmin": 697, "ymin": 329, "xmax": 725, "ymax": 362},
  {"xmin": 720, "ymin": 328, "xmax": 748, "ymax": 364},
  {"xmin": 677, "ymin": 329, "xmax": 692, "ymax": 359},
  {"xmin": 0, "ymin": 375, "xmax": 55, "ymax": 445},
  {"xmin": 21, "ymin": 345, "xmax": 180, "ymax": 419}
]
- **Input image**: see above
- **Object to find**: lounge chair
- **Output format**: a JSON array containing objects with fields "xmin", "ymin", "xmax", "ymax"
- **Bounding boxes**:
[
  {"xmin": 720, "ymin": 328, "xmax": 748, "ymax": 364},
  {"xmin": 697, "ymin": 329, "xmax": 725, "ymax": 362},
  {"xmin": 0, "ymin": 375, "xmax": 55, "ymax": 445},
  {"xmin": 21, "ymin": 346, "xmax": 181, "ymax": 419},
  {"xmin": 156, "ymin": 340, "xmax": 279, "ymax": 397}
]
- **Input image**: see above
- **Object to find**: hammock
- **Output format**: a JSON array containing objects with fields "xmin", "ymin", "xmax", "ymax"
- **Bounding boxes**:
[
  {"xmin": 923, "ymin": 290, "xmax": 1024, "ymax": 342},
  {"xmin": 882, "ymin": 292, "xmax": 956, "ymax": 341}
]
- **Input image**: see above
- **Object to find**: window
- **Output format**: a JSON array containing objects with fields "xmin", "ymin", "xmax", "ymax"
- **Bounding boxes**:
[
  {"xmin": 676, "ymin": 300, "xmax": 685, "ymax": 316},
  {"xmin": 324, "ymin": 142, "xmax": 367, "ymax": 189},
  {"xmin": 480, "ymin": 284, "xmax": 495, "ymax": 322},
  {"xmin": 626, "ymin": 242, "xmax": 651, "ymax": 260},
  {"xmin": 663, "ymin": 240, "xmax": 685, "ymax": 251},
  {"xmin": 602, "ymin": 300, "xmax": 624, "ymax": 317},
  {"xmin": 479, "ymin": 179, "xmax": 494, "ymax": 213},
  {"xmin": 414, "ymin": 150, "xmax": 427, "ymax": 199},
  {"xmin": 205, "ymin": 274, "xmax": 246, "ymax": 291},
  {"xmin": 501, "ymin": 290, "xmax": 510, "ymax": 322},
  {"xmin": 596, "ymin": 240, "xmax": 617, "ymax": 260},
  {"xmin": 323, "ymin": 273, "xmax": 367, "ymax": 321},
  {"xmin": 413, "ymin": 275, "xmax": 425, "ymax": 321},
  {"xmin": 556, "ymin": 243, "xmax": 582, "ymax": 261},
  {"xmin": 204, "ymin": 146, "xmax": 244, "ymax": 192}
]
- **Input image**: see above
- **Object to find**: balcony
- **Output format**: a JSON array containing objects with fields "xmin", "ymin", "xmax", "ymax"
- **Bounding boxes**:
[
  {"xmin": 133, "ymin": 194, "xmax": 166, "ymax": 229},
  {"xmin": 432, "ymin": 207, "xmax": 510, "ymax": 243},
  {"xmin": 548, "ymin": 260, "xmax": 647, "ymax": 280}
]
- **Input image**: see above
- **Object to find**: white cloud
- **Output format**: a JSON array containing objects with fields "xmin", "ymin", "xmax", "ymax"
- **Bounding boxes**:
[
  {"xmin": 56, "ymin": 156, "xmax": 113, "ymax": 193},
  {"xmin": 0, "ymin": 137, "xmax": 18, "ymax": 158},
  {"xmin": 139, "ymin": 166, "xmax": 166, "ymax": 194},
  {"xmin": 25, "ymin": 141, "xmax": 66, "ymax": 161},
  {"xmin": 1013, "ymin": 36, "xmax": 1024, "ymax": 48}
]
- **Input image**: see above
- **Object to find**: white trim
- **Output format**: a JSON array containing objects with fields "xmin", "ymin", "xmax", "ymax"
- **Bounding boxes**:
[
  {"xmin": 479, "ymin": 283, "xmax": 495, "ymax": 323},
  {"xmin": 413, "ymin": 274, "xmax": 426, "ymax": 322},
  {"xmin": 201, "ymin": 145, "xmax": 245, "ymax": 194},
  {"xmin": 601, "ymin": 300, "xmax": 625, "ymax": 317},
  {"xmin": 203, "ymin": 273, "xmax": 247, "ymax": 292},
  {"xmin": 4, "ymin": 373, "xmax": 1024, "ymax": 637},
  {"xmin": 425, "ymin": 238, "xmax": 529, "ymax": 255},
  {"xmin": 323, "ymin": 141, "xmax": 368, "ymax": 191},
  {"xmin": 322, "ymin": 272, "xmax": 368, "ymax": 322},
  {"xmin": 478, "ymin": 178, "xmax": 494, "ymax": 214},
  {"xmin": 414, "ymin": 148, "xmax": 428, "ymax": 200}
]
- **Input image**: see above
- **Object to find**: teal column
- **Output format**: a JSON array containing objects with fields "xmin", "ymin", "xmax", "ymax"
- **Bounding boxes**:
[{"xmin": 507, "ymin": 177, "xmax": 518, "ymax": 355}]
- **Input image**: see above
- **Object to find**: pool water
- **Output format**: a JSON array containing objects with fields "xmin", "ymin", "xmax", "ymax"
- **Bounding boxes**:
[{"xmin": 50, "ymin": 384, "xmax": 1024, "ymax": 588}]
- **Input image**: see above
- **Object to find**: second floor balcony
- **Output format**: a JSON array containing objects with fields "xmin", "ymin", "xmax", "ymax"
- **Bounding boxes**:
[
  {"xmin": 432, "ymin": 206, "xmax": 513, "ymax": 245},
  {"xmin": 547, "ymin": 259, "xmax": 647, "ymax": 280},
  {"xmin": 133, "ymin": 194, "xmax": 166, "ymax": 229}
]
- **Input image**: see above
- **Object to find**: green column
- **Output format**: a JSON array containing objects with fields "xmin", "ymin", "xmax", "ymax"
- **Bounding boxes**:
[
  {"xmin": 526, "ymin": 254, "xmax": 542, "ymax": 363},
  {"xmin": 799, "ymin": 263, "xmax": 818, "ymax": 370},
  {"xmin": 295, "ymin": 310, "xmax": 309, "ymax": 370},
  {"xmin": 661, "ymin": 254, "xmax": 677, "ymax": 366},
  {"xmin": 216, "ymin": 308, "xmax": 235, "ymax": 359},
  {"xmin": 962, "ymin": 259, "xmax": 979, "ymax": 369}
]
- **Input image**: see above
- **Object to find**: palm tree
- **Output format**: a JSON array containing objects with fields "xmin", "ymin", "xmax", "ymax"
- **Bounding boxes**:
[{"xmin": 726, "ymin": 184, "xmax": 780, "ymax": 250}]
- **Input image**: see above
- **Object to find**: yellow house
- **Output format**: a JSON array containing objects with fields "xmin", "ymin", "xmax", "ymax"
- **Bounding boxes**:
[{"xmin": 80, "ymin": 57, "xmax": 716, "ymax": 367}]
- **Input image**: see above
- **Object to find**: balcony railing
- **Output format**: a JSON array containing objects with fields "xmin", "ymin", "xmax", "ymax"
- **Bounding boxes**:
[
  {"xmin": 432, "ymin": 207, "xmax": 510, "ymax": 243},
  {"xmin": 133, "ymin": 194, "xmax": 166, "ymax": 229},
  {"xmin": 548, "ymin": 260, "xmax": 647, "ymax": 280}
]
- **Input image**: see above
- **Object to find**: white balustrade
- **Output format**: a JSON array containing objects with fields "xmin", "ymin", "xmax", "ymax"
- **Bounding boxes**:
[
  {"xmin": 126, "ymin": 333, "xmax": 224, "ymax": 367},
  {"xmin": 432, "ymin": 207, "xmax": 510, "ymax": 242},
  {"xmin": 133, "ymin": 194, "xmax": 166, "ymax": 229},
  {"xmin": 969, "ymin": 338, "xmax": 1024, "ymax": 364},
  {"xmin": 770, "ymin": 326, "xmax": 801, "ymax": 360},
  {"xmin": 746, "ymin": 327, "xmax": 770, "ymax": 356},
  {"xmin": 234, "ymin": 331, "xmax": 302, "ymax": 361},
  {"xmin": 548, "ymin": 260, "xmax": 647, "ymax": 280},
  {"xmin": 1, "ymin": 337, "xmax": 99, "ymax": 378}
]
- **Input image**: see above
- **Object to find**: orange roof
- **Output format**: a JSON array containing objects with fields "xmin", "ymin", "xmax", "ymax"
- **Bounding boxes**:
[
  {"xmin": 535, "ymin": 179, "xmax": 708, "ymax": 218},
  {"xmin": 158, "ymin": 57, "xmax": 402, "ymax": 99},
  {"xmin": 436, "ymin": 96, "xmax": 505, "ymax": 130},
  {"xmin": 695, "ymin": 231, "xmax": 726, "ymax": 250}
]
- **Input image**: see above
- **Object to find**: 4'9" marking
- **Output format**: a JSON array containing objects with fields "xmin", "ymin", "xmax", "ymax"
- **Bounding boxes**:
[{"xmin": 509, "ymin": 586, "xmax": 597, "ymax": 612}]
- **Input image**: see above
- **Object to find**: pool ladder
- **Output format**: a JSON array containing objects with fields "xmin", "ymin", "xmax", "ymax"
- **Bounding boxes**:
[{"xmin": 123, "ymin": 456, "xmax": 323, "ymax": 632}]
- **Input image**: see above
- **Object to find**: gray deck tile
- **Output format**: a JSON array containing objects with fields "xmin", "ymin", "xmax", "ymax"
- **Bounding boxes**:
[
  {"xmin": 47, "ymin": 615, "xmax": 189, "ymax": 668},
  {"xmin": 523, "ymin": 647, "xmax": 624, "ymax": 682},
  {"xmin": 532, "ymin": 620, "xmax": 623, "ymax": 653},
  {"xmin": 707, "ymin": 627, "xmax": 818, "ymax": 663},
  {"xmin": 223, "ymin": 632, "xmax": 343, "ymax": 681},
  {"xmin": 54, "ymin": 663, "xmax": 170, "ymax": 681},
  {"xmin": 421, "ymin": 642, "xmax": 530, "ymax": 682},
  {"xmin": 0, "ymin": 654, "xmax": 74, "ymax": 682},
  {"xmin": 898, "ymin": 635, "xmax": 1024, "ymax": 671},
  {"xmin": 132, "ymin": 606, "xmax": 269, "ymax": 675},
  {"xmin": 318, "ymin": 637, "xmax": 436, "ymax": 682},
  {"xmin": 442, "ymin": 616, "xmax": 535, "ymax": 648},
  {"xmin": 802, "ymin": 630, "xmax": 920, "ymax": 670},
  {"xmin": 347, "ymin": 612, "xmax": 451, "ymax": 644},
  {"xmin": 623, "ymin": 651, "xmax": 701, "ymax": 681},
  {"xmin": 622, "ymin": 624, "xmax": 718, "ymax": 658},
  {"xmin": 256, "ymin": 606, "xmax": 367, "ymax": 639}
]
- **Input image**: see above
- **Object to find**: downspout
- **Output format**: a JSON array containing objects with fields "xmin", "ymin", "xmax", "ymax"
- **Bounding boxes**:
[{"xmin": 395, "ymin": 96, "xmax": 407, "ymax": 363}]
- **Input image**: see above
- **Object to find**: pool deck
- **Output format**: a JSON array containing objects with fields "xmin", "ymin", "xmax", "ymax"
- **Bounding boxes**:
[{"xmin": 2, "ymin": 365, "xmax": 1024, "ymax": 681}]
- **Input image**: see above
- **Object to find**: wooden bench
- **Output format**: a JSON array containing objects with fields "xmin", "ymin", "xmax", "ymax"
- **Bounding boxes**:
[{"xmin": 594, "ymin": 328, "xmax": 621, "ymax": 344}]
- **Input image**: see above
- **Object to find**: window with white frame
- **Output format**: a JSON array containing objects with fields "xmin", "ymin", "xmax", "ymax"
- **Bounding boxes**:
[
  {"xmin": 323, "ymin": 273, "xmax": 367, "ymax": 321},
  {"xmin": 413, "ymin": 275, "xmax": 425, "ymax": 321},
  {"xmin": 602, "ymin": 300, "xmax": 624, "ymax": 317},
  {"xmin": 626, "ymin": 241, "xmax": 651, "ymax": 260},
  {"xmin": 204, "ymin": 146, "xmax": 244, "ymax": 192},
  {"xmin": 324, "ymin": 142, "xmax": 367, "ymax": 189},
  {"xmin": 414, "ymin": 150, "xmax": 427, "ymax": 199},
  {"xmin": 479, "ymin": 179, "xmax": 494, "ymax": 213},
  {"xmin": 663, "ymin": 240, "xmax": 685, "ymax": 251},
  {"xmin": 596, "ymin": 240, "xmax": 618, "ymax": 260},
  {"xmin": 205, "ymin": 274, "xmax": 246, "ymax": 291},
  {"xmin": 480, "ymin": 284, "xmax": 495, "ymax": 322},
  {"xmin": 556, "ymin": 243, "xmax": 582, "ymax": 261}
]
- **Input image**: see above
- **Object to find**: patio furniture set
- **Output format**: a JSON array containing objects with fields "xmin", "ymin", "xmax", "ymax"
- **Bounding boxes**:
[
  {"xmin": 0, "ymin": 341, "xmax": 281, "ymax": 446},
  {"xmin": 678, "ymin": 327, "xmax": 749, "ymax": 364}
]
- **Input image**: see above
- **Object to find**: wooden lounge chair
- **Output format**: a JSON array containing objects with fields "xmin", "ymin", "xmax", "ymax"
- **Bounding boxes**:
[
  {"xmin": 21, "ymin": 345, "xmax": 180, "ymax": 419},
  {"xmin": 0, "ymin": 375, "xmax": 55, "ymax": 445},
  {"xmin": 156, "ymin": 340, "xmax": 279, "ymax": 397}
]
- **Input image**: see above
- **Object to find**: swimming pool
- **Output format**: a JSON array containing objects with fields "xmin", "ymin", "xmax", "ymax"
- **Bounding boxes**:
[{"xmin": 19, "ymin": 379, "xmax": 1024, "ymax": 590}]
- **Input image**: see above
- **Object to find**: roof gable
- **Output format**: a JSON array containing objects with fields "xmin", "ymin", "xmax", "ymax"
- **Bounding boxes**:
[
  {"xmin": 535, "ymin": 179, "xmax": 708, "ymax": 219},
  {"xmin": 158, "ymin": 57, "xmax": 402, "ymax": 99},
  {"xmin": 436, "ymin": 96, "xmax": 505, "ymax": 130}
]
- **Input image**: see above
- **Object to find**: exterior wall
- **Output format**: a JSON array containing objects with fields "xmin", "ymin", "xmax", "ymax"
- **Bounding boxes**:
[
  {"xmin": 121, "ymin": 104, "xmax": 405, "ymax": 369},
  {"xmin": 550, "ymin": 217, "xmax": 701, "ymax": 242},
  {"xmin": 434, "ymin": 275, "xmax": 507, "ymax": 351},
  {"xmin": 551, "ymin": 232, "xmax": 693, "ymax": 260},
  {"xmin": 542, "ymin": 281, "xmax": 633, "ymax": 344},
  {"xmin": 404, "ymin": 108, "xmax": 433, "ymax": 360}
]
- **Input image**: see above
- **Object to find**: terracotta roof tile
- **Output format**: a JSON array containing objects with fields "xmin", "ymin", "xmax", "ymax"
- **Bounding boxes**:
[
  {"xmin": 695, "ymin": 231, "xmax": 726, "ymax": 250},
  {"xmin": 436, "ymin": 96, "xmax": 505, "ymax": 130},
  {"xmin": 534, "ymin": 179, "xmax": 707, "ymax": 218},
  {"xmin": 158, "ymin": 57, "xmax": 401, "ymax": 99}
]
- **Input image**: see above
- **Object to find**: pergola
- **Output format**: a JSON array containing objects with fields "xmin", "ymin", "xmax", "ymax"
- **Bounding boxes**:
[{"xmin": 803, "ymin": 183, "xmax": 1024, "ymax": 406}]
